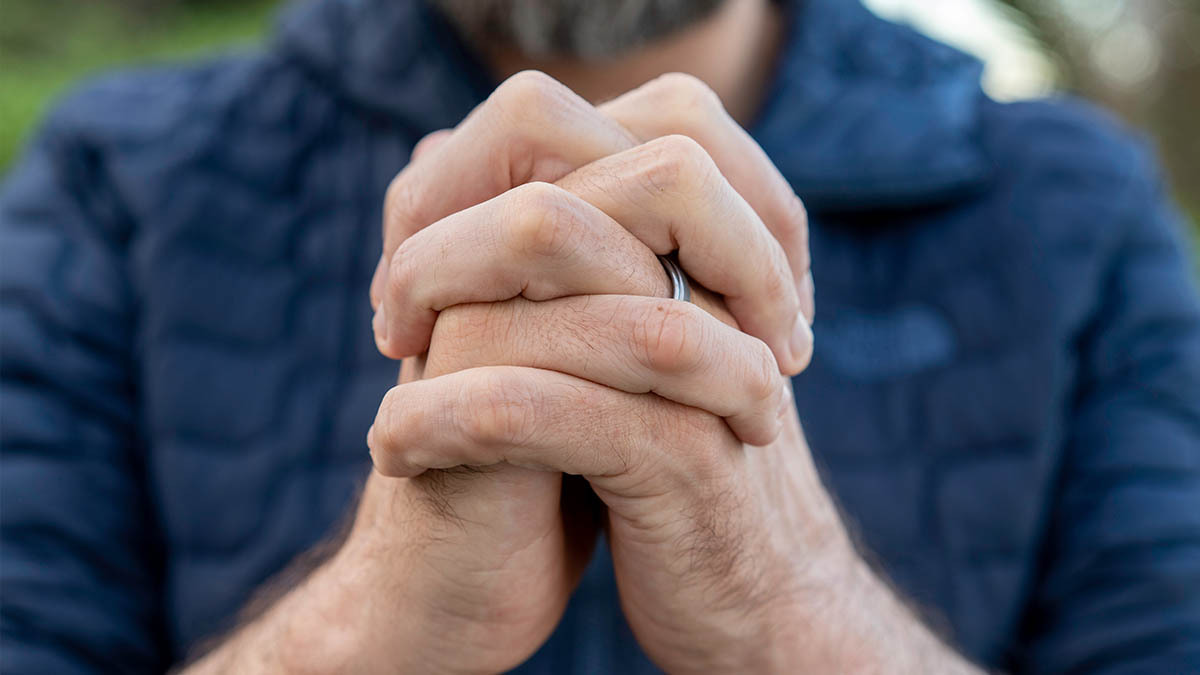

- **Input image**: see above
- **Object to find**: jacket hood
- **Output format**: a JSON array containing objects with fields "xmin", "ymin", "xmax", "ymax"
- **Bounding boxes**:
[{"xmin": 275, "ymin": 0, "xmax": 991, "ymax": 212}]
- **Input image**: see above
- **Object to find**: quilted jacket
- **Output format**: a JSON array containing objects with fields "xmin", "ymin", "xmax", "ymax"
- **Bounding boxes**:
[{"xmin": 3, "ymin": 0, "xmax": 1199, "ymax": 671}]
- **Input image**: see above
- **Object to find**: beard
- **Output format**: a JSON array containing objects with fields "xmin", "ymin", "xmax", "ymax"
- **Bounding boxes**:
[{"xmin": 427, "ymin": 0, "xmax": 728, "ymax": 60}]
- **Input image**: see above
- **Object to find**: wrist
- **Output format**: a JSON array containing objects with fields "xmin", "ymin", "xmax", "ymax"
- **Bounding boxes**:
[
  {"xmin": 767, "ymin": 543, "xmax": 977, "ymax": 674},
  {"xmin": 270, "ymin": 523, "xmax": 477, "ymax": 674},
  {"xmin": 327, "ymin": 475, "xmax": 548, "ymax": 674},
  {"xmin": 310, "ymin": 492, "xmax": 472, "ymax": 674},
  {"xmin": 231, "ymin": 482, "xmax": 440, "ymax": 674},
  {"xmin": 183, "ymin": 551, "xmax": 371, "ymax": 674},
  {"xmin": 268, "ymin": 544, "xmax": 381, "ymax": 673},
  {"xmin": 752, "ymin": 534, "xmax": 862, "ymax": 673}
]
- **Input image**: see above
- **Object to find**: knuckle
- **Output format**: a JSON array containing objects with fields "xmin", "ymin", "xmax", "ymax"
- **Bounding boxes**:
[
  {"xmin": 653, "ymin": 133, "xmax": 709, "ymax": 162},
  {"xmin": 428, "ymin": 305, "xmax": 495, "ymax": 371},
  {"xmin": 372, "ymin": 386, "xmax": 412, "ymax": 453},
  {"xmin": 634, "ymin": 301, "xmax": 707, "ymax": 375},
  {"xmin": 489, "ymin": 73, "xmax": 573, "ymax": 183},
  {"xmin": 492, "ymin": 70, "xmax": 566, "ymax": 119},
  {"xmin": 410, "ymin": 129, "xmax": 450, "ymax": 162},
  {"xmin": 760, "ymin": 262, "xmax": 791, "ymax": 306},
  {"xmin": 488, "ymin": 73, "xmax": 572, "ymax": 182},
  {"xmin": 508, "ymin": 182, "xmax": 580, "ymax": 259},
  {"xmin": 432, "ymin": 304, "xmax": 492, "ymax": 345},
  {"xmin": 460, "ymin": 374, "xmax": 537, "ymax": 447},
  {"xmin": 429, "ymin": 305, "xmax": 467, "ymax": 347},
  {"xmin": 385, "ymin": 237, "xmax": 419, "ymax": 307},
  {"xmin": 647, "ymin": 73, "xmax": 725, "ymax": 134},
  {"xmin": 652, "ymin": 72, "xmax": 722, "ymax": 115},
  {"xmin": 639, "ymin": 134, "xmax": 718, "ymax": 198},
  {"xmin": 745, "ymin": 338, "xmax": 780, "ymax": 407},
  {"xmin": 383, "ymin": 174, "xmax": 424, "ymax": 244}
]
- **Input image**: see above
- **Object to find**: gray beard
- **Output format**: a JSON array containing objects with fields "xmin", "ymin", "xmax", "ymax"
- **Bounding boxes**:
[{"xmin": 428, "ymin": 0, "xmax": 728, "ymax": 60}]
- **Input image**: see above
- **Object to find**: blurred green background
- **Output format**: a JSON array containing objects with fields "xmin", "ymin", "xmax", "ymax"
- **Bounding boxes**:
[
  {"xmin": 1, "ymin": 0, "xmax": 1197, "ymax": 238},
  {"xmin": 1, "ymin": 0, "xmax": 278, "ymax": 169}
]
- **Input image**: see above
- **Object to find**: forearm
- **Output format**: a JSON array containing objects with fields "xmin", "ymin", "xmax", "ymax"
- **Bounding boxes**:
[
  {"xmin": 783, "ymin": 543, "xmax": 982, "ymax": 674},
  {"xmin": 178, "ymin": 472, "xmax": 536, "ymax": 675},
  {"xmin": 175, "ymin": 481, "xmax": 444, "ymax": 675},
  {"xmin": 179, "ymin": 543, "xmax": 376, "ymax": 674}
]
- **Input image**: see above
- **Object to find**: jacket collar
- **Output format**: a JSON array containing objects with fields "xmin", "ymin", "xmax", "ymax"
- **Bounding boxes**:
[{"xmin": 275, "ymin": 0, "xmax": 991, "ymax": 212}]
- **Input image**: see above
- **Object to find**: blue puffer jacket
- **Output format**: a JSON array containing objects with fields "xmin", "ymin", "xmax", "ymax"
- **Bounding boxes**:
[{"xmin": 3, "ymin": 0, "xmax": 1199, "ymax": 671}]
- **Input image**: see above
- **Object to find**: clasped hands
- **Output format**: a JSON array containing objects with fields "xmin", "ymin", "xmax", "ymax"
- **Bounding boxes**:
[{"xmin": 313, "ymin": 72, "xmax": 967, "ymax": 675}]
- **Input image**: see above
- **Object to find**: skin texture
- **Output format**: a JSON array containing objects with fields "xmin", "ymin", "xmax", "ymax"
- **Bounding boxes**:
[
  {"xmin": 370, "ymin": 72, "xmax": 814, "ymax": 369},
  {"xmin": 184, "ymin": 72, "xmax": 980, "ymax": 674}
]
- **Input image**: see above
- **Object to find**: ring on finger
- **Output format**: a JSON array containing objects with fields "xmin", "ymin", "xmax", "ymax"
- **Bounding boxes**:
[{"xmin": 658, "ymin": 253, "xmax": 692, "ymax": 303}]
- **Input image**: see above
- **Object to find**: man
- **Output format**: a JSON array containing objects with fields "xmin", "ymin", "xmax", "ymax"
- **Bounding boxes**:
[{"xmin": 2, "ymin": 0, "xmax": 1198, "ymax": 671}]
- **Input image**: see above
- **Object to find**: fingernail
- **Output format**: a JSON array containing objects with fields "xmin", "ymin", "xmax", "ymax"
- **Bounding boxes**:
[
  {"xmin": 803, "ymin": 270, "xmax": 816, "ymax": 326},
  {"xmin": 373, "ymin": 305, "xmax": 388, "ymax": 344},
  {"xmin": 789, "ymin": 313, "xmax": 811, "ymax": 371},
  {"xmin": 370, "ymin": 255, "xmax": 386, "ymax": 310}
]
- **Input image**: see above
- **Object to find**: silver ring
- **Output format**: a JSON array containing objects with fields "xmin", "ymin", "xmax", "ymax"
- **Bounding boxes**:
[{"xmin": 657, "ymin": 253, "xmax": 692, "ymax": 303}]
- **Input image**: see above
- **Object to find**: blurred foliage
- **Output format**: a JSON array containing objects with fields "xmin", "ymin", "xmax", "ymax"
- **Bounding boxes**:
[
  {"xmin": 986, "ymin": 0, "xmax": 1200, "ymax": 232},
  {"xmin": 0, "ymin": 0, "xmax": 280, "ymax": 169}
]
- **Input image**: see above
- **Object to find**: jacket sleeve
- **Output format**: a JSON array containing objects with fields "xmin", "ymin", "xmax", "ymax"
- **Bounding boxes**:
[
  {"xmin": 0, "ymin": 100, "xmax": 169, "ymax": 673},
  {"xmin": 1016, "ymin": 149, "xmax": 1200, "ymax": 672}
]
